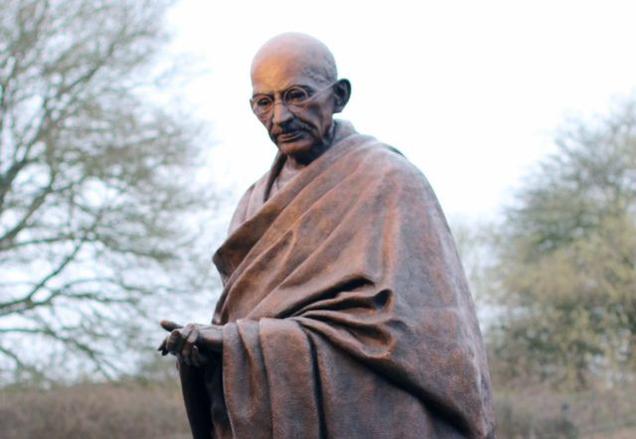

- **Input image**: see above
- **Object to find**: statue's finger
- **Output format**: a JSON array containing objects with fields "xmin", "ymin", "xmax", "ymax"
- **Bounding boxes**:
[
  {"xmin": 185, "ymin": 326, "xmax": 198, "ymax": 346},
  {"xmin": 180, "ymin": 326, "xmax": 198, "ymax": 362},
  {"xmin": 165, "ymin": 329, "xmax": 183, "ymax": 353},
  {"xmin": 179, "ymin": 338, "xmax": 193, "ymax": 366},
  {"xmin": 157, "ymin": 338, "xmax": 168, "ymax": 355},
  {"xmin": 161, "ymin": 338, "xmax": 171, "ymax": 356},
  {"xmin": 160, "ymin": 320, "xmax": 183, "ymax": 332},
  {"xmin": 174, "ymin": 326, "xmax": 193, "ymax": 354},
  {"xmin": 164, "ymin": 332, "xmax": 175, "ymax": 352}
]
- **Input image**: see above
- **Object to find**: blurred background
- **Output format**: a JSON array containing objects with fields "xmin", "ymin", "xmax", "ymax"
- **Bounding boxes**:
[{"xmin": 1, "ymin": 0, "xmax": 634, "ymax": 437}]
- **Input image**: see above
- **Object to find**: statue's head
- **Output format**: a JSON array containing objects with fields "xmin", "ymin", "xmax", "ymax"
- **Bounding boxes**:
[{"xmin": 250, "ymin": 33, "xmax": 351, "ymax": 164}]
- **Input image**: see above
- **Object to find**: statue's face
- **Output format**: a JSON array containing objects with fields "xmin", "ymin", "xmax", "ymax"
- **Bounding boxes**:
[{"xmin": 250, "ymin": 56, "xmax": 336, "ymax": 161}]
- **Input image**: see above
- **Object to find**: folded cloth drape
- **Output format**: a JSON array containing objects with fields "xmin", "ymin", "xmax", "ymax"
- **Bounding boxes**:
[{"xmin": 186, "ymin": 120, "xmax": 495, "ymax": 439}]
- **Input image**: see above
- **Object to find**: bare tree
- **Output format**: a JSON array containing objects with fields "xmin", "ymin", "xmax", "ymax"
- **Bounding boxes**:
[{"xmin": 0, "ymin": 0, "xmax": 217, "ymax": 383}]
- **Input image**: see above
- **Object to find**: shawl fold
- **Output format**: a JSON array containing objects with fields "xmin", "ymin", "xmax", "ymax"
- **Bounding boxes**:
[{"xmin": 187, "ymin": 121, "xmax": 495, "ymax": 438}]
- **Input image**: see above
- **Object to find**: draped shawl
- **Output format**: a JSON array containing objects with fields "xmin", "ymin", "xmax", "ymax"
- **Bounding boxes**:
[{"xmin": 184, "ymin": 121, "xmax": 495, "ymax": 438}]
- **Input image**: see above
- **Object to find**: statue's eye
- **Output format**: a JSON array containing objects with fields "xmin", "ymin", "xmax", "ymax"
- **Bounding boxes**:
[
  {"xmin": 255, "ymin": 97, "xmax": 272, "ymax": 108},
  {"xmin": 284, "ymin": 87, "xmax": 309, "ymax": 105}
]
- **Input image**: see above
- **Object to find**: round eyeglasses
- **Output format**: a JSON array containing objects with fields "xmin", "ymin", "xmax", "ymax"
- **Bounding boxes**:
[{"xmin": 250, "ymin": 82, "xmax": 336, "ymax": 119}]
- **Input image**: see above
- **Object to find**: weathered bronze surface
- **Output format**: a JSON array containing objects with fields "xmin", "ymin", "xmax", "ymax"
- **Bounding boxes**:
[{"xmin": 159, "ymin": 33, "xmax": 495, "ymax": 438}]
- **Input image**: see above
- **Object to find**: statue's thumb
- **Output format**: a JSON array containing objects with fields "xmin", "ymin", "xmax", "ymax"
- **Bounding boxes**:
[{"xmin": 160, "ymin": 320, "xmax": 182, "ymax": 332}]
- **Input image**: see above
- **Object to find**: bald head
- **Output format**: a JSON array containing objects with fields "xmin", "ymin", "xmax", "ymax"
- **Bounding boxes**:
[
  {"xmin": 251, "ymin": 33, "xmax": 337, "ymax": 87},
  {"xmin": 249, "ymin": 33, "xmax": 351, "ymax": 166}
]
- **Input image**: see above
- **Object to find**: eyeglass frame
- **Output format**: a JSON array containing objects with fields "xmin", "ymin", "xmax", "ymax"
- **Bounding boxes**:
[{"xmin": 249, "ymin": 82, "xmax": 337, "ymax": 120}]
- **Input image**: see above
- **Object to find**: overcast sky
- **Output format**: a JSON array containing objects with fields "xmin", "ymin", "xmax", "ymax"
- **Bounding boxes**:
[{"xmin": 164, "ymin": 0, "xmax": 636, "ymax": 224}]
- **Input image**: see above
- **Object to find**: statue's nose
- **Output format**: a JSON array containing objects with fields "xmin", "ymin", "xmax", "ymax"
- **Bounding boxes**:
[{"xmin": 272, "ymin": 101, "xmax": 293, "ymax": 125}]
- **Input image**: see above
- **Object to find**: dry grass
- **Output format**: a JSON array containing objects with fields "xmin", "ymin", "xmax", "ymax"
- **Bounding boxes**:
[
  {"xmin": 0, "ymin": 380, "xmax": 190, "ymax": 439},
  {"xmin": 494, "ymin": 382, "xmax": 636, "ymax": 438},
  {"xmin": 1, "ymin": 377, "xmax": 635, "ymax": 438}
]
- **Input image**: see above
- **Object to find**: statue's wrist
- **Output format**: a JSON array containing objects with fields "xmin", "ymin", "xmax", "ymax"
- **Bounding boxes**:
[{"xmin": 198, "ymin": 325, "xmax": 223, "ymax": 353}]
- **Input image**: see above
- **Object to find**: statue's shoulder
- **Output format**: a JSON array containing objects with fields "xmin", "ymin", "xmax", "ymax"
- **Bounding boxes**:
[{"xmin": 352, "ymin": 138, "xmax": 430, "ymax": 187}]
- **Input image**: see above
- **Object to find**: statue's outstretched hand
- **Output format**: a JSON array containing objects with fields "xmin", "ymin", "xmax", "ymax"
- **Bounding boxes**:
[{"xmin": 157, "ymin": 320, "xmax": 223, "ymax": 367}]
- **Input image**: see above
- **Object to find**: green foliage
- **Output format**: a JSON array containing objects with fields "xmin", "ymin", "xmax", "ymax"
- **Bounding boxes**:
[{"xmin": 491, "ymin": 99, "xmax": 636, "ymax": 389}]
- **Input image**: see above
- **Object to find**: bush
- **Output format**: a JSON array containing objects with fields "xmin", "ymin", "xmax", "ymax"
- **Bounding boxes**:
[
  {"xmin": 493, "ymin": 382, "xmax": 636, "ymax": 438},
  {"xmin": 0, "ymin": 380, "xmax": 190, "ymax": 439}
]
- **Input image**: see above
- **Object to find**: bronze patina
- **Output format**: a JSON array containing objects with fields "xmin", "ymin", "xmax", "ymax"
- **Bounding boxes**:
[{"xmin": 159, "ymin": 33, "xmax": 495, "ymax": 439}]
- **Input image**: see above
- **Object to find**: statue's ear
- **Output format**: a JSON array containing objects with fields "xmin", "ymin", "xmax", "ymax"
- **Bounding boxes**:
[{"xmin": 332, "ymin": 79, "xmax": 351, "ymax": 113}]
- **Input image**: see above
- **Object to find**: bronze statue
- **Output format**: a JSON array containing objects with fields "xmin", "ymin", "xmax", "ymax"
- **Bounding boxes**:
[{"xmin": 159, "ymin": 33, "xmax": 495, "ymax": 439}]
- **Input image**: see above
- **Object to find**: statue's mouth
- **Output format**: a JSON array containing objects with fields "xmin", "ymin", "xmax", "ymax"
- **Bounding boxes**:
[{"xmin": 277, "ymin": 131, "xmax": 304, "ymax": 143}]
